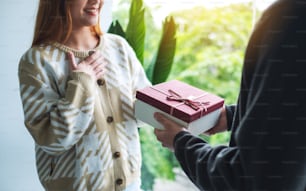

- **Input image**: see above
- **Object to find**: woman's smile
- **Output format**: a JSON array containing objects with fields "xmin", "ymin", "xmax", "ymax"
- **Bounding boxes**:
[{"xmin": 84, "ymin": 7, "xmax": 99, "ymax": 16}]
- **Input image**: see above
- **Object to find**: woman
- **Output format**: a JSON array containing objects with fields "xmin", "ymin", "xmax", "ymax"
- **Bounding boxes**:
[{"xmin": 18, "ymin": 0, "xmax": 150, "ymax": 190}]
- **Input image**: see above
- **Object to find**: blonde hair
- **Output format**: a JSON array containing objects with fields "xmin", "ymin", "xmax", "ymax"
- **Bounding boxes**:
[{"xmin": 32, "ymin": 0, "xmax": 102, "ymax": 47}]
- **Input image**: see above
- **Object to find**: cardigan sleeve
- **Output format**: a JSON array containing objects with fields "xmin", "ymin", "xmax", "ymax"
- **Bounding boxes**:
[
  {"xmin": 18, "ymin": 48, "xmax": 96, "ymax": 156},
  {"xmin": 122, "ymin": 36, "xmax": 151, "ymax": 93}
]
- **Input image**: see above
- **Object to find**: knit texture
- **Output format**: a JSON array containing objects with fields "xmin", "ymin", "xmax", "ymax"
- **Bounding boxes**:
[{"xmin": 18, "ymin": 33, "xmax": 151, "ymax": 191}]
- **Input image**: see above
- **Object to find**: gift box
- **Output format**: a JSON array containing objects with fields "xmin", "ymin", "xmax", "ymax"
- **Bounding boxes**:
[{"xmin": 135, "ymin": 80, "xmax": 224, "ymax": 135}]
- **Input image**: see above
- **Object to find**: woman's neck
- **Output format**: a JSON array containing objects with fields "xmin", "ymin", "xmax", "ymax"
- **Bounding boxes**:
[{"xmin": 64, "ymin": 28, "xmax": 99, "ymax": 51}]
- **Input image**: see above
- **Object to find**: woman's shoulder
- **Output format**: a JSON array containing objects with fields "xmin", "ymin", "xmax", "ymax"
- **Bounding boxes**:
[
  {"xmin": 103, "ymin": 33, "xmax": 126, "ymax": 41},
  {"xmin": 19, "ymin": 44, "xmax": 57, "ymax": 71},
  {"xmin": 102, "ymin": 33, "xmax": 130, "ymax": 47},
  {"xmin": 20, "ymin": 45, "xmax": 49, "ymax": 61}
]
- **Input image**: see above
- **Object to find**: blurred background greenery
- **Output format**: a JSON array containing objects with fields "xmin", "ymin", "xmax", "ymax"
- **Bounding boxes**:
[{"xmin": 110, "ymin": 1, "xmax": 259, "ymax": 190}]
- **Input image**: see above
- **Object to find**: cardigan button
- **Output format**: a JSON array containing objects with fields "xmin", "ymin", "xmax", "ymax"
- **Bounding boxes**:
[
  {"xmin": 97, "ymin": 79, "xmax": 105, "ymax": 86},
  {"xmin": 107, "ymin": 116, "xmax": 114, "ymax": 123},
  {"xmin": 116, "ymin": 178, "xmax": 123, "ymax": 185},
  {"xmin": 113, "ymin": 152, "xmax": 121, "ymax": 158}
]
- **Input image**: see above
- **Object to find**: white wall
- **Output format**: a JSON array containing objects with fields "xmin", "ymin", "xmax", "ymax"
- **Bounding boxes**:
[{"xmin": 0, "ymin": 1, "xmax": 112, "ymax": 190}]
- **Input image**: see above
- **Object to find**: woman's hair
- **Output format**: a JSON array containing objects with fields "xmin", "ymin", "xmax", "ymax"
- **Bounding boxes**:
[{"xmin": 32, "ymin": 0, "xmax": 102, "ymax": 47}]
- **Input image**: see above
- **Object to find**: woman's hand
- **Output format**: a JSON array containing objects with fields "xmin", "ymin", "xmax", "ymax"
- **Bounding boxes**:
[
  {"xmin": 67, "ymin": 51, "xmax": 107, "ymax": 81},
  {"xmin": 154, "ymin": 112, "xmax": 187, "ymax": 151}
]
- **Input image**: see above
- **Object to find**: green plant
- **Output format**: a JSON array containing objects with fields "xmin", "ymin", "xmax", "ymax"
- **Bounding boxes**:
[
  {"xmin": 146, "ymin": 16, "xmax": 176, "ymax": 84},
  {"xmin": 108, "ymin": 0, "xmax": 177, "ymax": 84}
]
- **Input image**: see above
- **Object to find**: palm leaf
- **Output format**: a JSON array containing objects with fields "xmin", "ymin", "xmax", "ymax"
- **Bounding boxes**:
[
  {"xmin": 146, "ymin": 16, "xmax": 177, "ymax": 84},
  {"xmin": 107, "ymin": 20, "xmax": 126, "ymax": 38},
  {"xmin": 125, "ymin": 0, "xmax": 146, "ymax": 64}
]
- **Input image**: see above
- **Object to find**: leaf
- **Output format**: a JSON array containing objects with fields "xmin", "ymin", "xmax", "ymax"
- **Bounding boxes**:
[
  {"xmin": 125, "ymin": 0, "xmax": 146, "ymax": 64},
  {"xmin": 107, "ymin": 20, "xmax": 126, "ymax": 38},
  {"xmin": 147, "ymin": 16, "xmax": 177, "ymax": 84}
]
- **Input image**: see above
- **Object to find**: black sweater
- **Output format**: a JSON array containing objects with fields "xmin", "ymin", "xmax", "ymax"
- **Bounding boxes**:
[{"xmin": 174, "ymin": 0, "xmax": 306, "ymax": 190}]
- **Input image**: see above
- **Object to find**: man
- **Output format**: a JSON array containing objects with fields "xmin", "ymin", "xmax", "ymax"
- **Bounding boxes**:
[{"xmin": 154, "ymin": 0, "xmax": 306, "ymax": 190}]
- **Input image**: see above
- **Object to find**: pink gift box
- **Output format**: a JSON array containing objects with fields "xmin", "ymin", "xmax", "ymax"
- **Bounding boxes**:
[{"xmin": 135, "ymin": 80, "xmax": 224, "ymax": 135}]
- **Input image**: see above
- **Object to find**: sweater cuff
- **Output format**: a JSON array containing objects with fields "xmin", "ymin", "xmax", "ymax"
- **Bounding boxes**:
[
  {"xmin": 70, "ymin": 71, "xmax": 96, "ymax": 92},
  {"xmin": 174, "ymin": 131, "xmax": 191, "ymax": 148},
  {"xmin": 65, "ymin": 72, "xmax": 96, "ymax": 108}
]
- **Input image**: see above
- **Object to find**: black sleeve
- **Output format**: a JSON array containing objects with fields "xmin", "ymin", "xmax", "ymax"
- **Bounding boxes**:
[
  {"xmin": 173, "ymin": 1, "xmax": 306, "ymax": 191},
  {"xmin": 174, "ymin": 131, "xmax": 245, "ymax": 190},
  {"xmin": 225, "ymin": 104, "xmax": 236, "ymax": 131}
]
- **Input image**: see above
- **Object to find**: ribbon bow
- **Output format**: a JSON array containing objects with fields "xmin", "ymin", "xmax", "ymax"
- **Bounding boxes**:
[{"xmin": 166, "ymin": 89, "xmax": 209, "ymax": 111}]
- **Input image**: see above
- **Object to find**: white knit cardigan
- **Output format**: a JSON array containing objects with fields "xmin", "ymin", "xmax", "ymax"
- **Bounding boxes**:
[{"xmin": 18, "ymin": 33, "xmax": 151, "ymax": 191}]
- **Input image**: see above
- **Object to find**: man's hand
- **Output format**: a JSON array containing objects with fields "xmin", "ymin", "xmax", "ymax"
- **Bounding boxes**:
[
  {"xmin": 153, "ymin": 112, "xmax": 187, "ymax": 151},
  {"xmin": 204, "ymin": 105, "xmax": 228, "ymax": 135}
]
